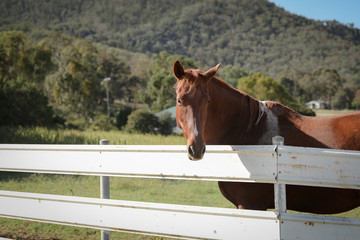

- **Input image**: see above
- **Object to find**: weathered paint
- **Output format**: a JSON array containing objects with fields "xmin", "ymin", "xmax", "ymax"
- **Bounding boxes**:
[
  {"xmin": 0, "ymin": 144, "xmax": 359, "ymax": 239},
  {"xmin": 0, "ymin": 190, "xmax": 280, "ymax": 240},
  {"xmin": 0, "ymin": 144, "xmax": 277, "ymax": 183}
]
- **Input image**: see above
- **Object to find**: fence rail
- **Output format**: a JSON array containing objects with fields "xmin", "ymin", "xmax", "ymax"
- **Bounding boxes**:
[
  {"xmin": 0, "ymin": 143, "xmax": 359, "ymax": 239},
  {"xmin": 0, "ymin": 190, "xmax": 281, "ymax": 239},
  {"xmin": 0, "ymin": 144, "xmax": 278, "ymax": 183}
]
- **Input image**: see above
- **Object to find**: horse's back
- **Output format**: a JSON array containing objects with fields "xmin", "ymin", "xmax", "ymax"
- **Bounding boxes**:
[
  {"xmin": 329, "ymin": 111, "xmax": 360, "ymax": 150},
  {"xmin": 293, "ymin": 111, "xmax": 360, "ymax": 151}
]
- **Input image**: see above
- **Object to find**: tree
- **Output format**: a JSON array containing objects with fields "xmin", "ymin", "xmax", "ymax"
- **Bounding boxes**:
[
  {"xmin": 237, "ymin": 73, "xmax": 292, "ymax": 104},
  {"xmin": 44, "ymin": 34, "xmax": 132, "ymax": 122},
  {"xmin": 297, "ymin": 68, "xmax": 343, "ymax": 104},
  {"xmin": 54, "ymin": 39, "xmax": 102, "ymax": 120},
  {"xmin": 96, "ymin": 52, "xmax": 132, "ymax": 100},
  {"xmin": 352, "ymin": 90, "xmax": 360, "ymax": 109},
  {"xmin": 218, "ymin": 65, "xmax": 249, "ymax": 88},
  {"xmin": 0, "ymin": 31, "xmax": 54, "ymax": 84},
  {"xmin": 237, "ymin": 73, "xmax": 314, "ymax": 116},
  {"xmin": 0, "ymin": 31, "xmax": 57, "ymax": 126},
  {"xmin": 310, "ymin": 68, "xmax": 343, "ymax": 104},
  {"xmin": 279, "ymin": 76, "xmax": 305, "ymax": 101},
  {"xmin": 332, "ymin": 89, "xmax": 348, "ymax": 110},
  {"xmin": 0, "ymin": 81, "xmax": 56, "ymax": 126},
  {"xmin": 140, "ymin": 51, "xmax": 196, "ymax": 112}
]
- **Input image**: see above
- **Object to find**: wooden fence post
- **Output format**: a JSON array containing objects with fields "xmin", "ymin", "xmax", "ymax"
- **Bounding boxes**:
[{"xmin": 99, "ymin": 139, "xmax": 110, "ymax": 240}]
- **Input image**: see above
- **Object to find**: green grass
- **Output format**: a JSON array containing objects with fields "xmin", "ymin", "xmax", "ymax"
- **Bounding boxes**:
[
  {"xmin": 0, "ymin": 173, "xmax": 231, "ymax": 208},
  {"xmin": 0, "ymin": 127, "xmax": 219, "ymax": 240},
  {"xmin": 0, "ymin": 126, "xmax": 186, "ymax": 145},
  {"xmin": 0, "ymin": 126, "xmax": 359, "ymax": 239},
  {"xmin": 314, "ymin": 109, "xmax": 357, "ymax": 116},
  {"xmin": 0, "ymin": 173, "xmax": 232, "ymax": 240}
]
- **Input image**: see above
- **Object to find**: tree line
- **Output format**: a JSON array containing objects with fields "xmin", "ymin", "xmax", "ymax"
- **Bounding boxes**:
[
  {"xmin": 1, "ymin": 0, "xmax": 359, "ymax": 85},
  {"xmin": 0, "ymin": 31, "xmax": 136, "ymax": 128},
  {"xmin": 1, "ymin": 31, "xmax": 359, "ymax": 132}
]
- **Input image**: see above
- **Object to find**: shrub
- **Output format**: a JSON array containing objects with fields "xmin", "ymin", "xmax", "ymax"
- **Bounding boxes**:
[
  {"xmin": 126, "ymin": 110, "xmax": 176, "ymax": 135},
  {"xmin": 0, "ymin": 81, "xmax": 57, "ymax": 126},
  {"xmin": 157, "ymin": 112, "xmax": 175, "ymax": 136},
  {"xmin": 90, "ymin": 115, "xmax": 116, "ymax": 131},
  {"xmin": 115, "ymin": 106, "xmax": 133, "ymax": 130},
  {"xmin": 288, "ymin": 102, "xmax": 316, "ymax": 116},
  {"xmin": 126, "ymin": 110, "xmax": 159, "ymax": 134}
]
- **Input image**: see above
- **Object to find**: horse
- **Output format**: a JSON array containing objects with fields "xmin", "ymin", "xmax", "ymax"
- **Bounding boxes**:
[{"xmin": 173, "ymin": 60, "xmax": 360, "ymax": 214}]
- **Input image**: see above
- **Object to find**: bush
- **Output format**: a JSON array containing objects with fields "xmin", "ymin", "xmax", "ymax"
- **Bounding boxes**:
[
  {"xmin": 157, "ymin": 112, "xmax": 175, "ymax": 135},
  {"xmin": 115, "ymin": 106, "xmax": 133, "ymax": 130},
  {"xmin": 90, "ymin": 115, "xmax": 117, "ymax": 131},
  {"xmin": 0, "ymin": 81, "xmax": 57, "ymax": 126},
  {"xmin": 288, "ymin": 102, "xmax": 316, "ymax": 116},
  {"xmin": 125, "ymin": 110, "xmax": 175, "ymax": 135},
  {"xmin": 126, "ymin": 110, "xmax": 159, "ymax": 134},
  {"xmin": 332, "ymin": 89, "xmax": 348, "ymax": 110}
]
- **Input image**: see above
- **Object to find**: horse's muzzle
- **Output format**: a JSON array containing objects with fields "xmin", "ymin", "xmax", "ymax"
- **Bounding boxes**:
[{"xmin": 188, "ymin": 143, "xmax": 206, "ymax": 161}]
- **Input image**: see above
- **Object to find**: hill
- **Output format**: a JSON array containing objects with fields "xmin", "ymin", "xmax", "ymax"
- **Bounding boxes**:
[{"xmin": 1, "ymin": 0, "xmax": 359, "ymax": 82}]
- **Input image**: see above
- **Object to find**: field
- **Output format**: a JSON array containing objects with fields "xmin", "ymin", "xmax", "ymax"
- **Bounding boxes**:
[
  {"xmin": 0, "ymin": 126, "xmax": 186, "ymax": 145},
  {"xmin": 0, "ymin": 127, "xmax": 232, "ymax": 240},
  {"xmin": 313, "ymin": 109, "xmax": 357, "ymax": 116},
  {"xmin": 1, "ymin": 124, "xmax": 359, "ymax": 239}
]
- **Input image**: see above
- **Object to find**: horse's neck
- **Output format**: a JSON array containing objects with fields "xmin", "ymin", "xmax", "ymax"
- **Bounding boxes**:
[
  {"xmin": 207, "ymin": 77, "xmax": 260, "ymax": 143},
  {"xmin": 208, "ymin": 77, "xmax": 255, "ymax": 117}
]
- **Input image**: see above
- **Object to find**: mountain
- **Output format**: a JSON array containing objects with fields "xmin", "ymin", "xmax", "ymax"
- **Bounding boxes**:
[{"xmin": 1, "ymin": 0, "xmax": 359, "ymax": 81}]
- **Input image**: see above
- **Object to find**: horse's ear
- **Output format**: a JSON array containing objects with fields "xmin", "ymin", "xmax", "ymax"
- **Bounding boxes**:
[
  {"xmin": 173, "ymin": 60, "xmax": 185, "ymax": 80},
  {"xmin": 204, "ymin": 63, "xmax": 221, "ymax": 80}
]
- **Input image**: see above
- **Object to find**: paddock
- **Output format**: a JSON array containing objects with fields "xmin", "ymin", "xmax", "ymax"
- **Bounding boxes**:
[{"xmin": 0, "ymin": 139, "xmax": 359, "ymax": 239}]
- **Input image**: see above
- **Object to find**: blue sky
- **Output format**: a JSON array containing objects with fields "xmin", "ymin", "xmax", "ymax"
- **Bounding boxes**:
[{"xmin": 269, "ymin": 0, "xmax": 360, "ymax": 29}]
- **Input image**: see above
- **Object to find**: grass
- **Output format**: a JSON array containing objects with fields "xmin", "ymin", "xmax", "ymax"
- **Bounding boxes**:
[
  {"xmin": 0, "ymin": 125, "xmax": 359, "ymax": 239},
  {"xmin": 0, "ymin": 174, "xmax": 232, "ymax": 240},
  {"xmin": 0, "ymin": 127, "xmax": 225, "ymax": 239},
  {"xmin": 0, "ymin": 126, "xmax": 186, "ymax": 145},
  {"xmin": 314, "ymin": 109, "xmax": 357, "ymax": 117},
  {"xmin": 0, "ymin": 173, "xmax": 231, "ymax": 208}
]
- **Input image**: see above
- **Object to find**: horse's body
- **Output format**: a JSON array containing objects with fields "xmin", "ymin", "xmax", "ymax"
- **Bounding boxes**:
[
  {"xmin": 198, "ymin": 75, "xmax": 360, "ymax": 150},
  {"xmin": 173, "ymin": 60, "xmax": 360, "ymax": 214}
]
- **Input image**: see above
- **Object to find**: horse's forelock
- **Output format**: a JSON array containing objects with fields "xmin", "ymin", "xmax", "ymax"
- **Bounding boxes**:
[{"xmin": 174, "ymin": 71, "xmax": 202, "ymax": 93}]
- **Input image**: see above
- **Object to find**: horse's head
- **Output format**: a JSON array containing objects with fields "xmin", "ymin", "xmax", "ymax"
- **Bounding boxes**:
[{"xmin": 173, "ymin": 60, "xmax": 221, "ymax": 160}]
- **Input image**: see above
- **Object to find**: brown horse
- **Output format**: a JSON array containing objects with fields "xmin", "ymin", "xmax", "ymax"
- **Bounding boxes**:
[{"xmin": 173, "ymin": 60, "xmax": 360, "ymax": 214}]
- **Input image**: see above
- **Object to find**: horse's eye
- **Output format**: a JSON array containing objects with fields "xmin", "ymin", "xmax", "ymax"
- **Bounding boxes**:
[{"xmin": 177, "ymin": 98, "xmax": 183, "ymax": 105}]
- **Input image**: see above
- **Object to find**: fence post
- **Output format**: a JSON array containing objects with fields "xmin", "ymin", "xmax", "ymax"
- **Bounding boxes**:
[
  {"xmin": 272, "ymin": 136, "xmax": 286, "ymax": 213},
  {"xmin": 273, "ymin": 136, "xmax": 286, "ymax": 240},
  {"xmin": 99, "ymin": 139, "xmax": 110, "ymax": 240}
]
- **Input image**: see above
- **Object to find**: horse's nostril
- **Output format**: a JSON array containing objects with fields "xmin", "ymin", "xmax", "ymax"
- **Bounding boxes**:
[
  {"xmin": 189, "ymin": 145, "xmax": 195, "ymax": 156},
  {"xmin": 202, "ymin": 145, "xmax": 206, "ymax": 155}
]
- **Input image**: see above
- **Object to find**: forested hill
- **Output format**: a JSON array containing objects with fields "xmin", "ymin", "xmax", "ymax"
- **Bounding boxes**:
[{"xmin": 1, "ymin": 0, "xmax": 360, "ymax": 80}]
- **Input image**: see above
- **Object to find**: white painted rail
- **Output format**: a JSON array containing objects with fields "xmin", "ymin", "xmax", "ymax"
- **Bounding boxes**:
[
  {"xmin": 277, "ymin": 146, "xmax": 360, "ymax": 189},
  {"xmin": 1, "ymin": 144, "xmax": 359, "ymax": 189},
  {"xmin": 0, "ymin": 144, "xmax": 359, "ymax": 239},
  {"xmin": 0, "ymin": 144, "xmax": 278, "ymax": 183},
  {"xmin": 0, "ymin": 190, "xmax": 280, "ymax": 239}
]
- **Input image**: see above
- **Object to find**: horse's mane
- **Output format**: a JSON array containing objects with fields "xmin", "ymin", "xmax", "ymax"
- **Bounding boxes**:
[
  {"xmin": 210, "ymin": 76, "xmax": 302, "ymax": 130},
  {"xmin": 210, "ymin": 76, "xmax": 262, "ymax": 133}
]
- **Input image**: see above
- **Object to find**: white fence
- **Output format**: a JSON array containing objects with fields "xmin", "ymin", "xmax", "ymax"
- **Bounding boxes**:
[{"xmin": 0, "ymin": 143, "xmax": 359, "ymax": 239}]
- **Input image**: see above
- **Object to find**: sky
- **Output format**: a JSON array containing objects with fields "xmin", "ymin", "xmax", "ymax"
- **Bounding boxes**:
[{"xmin": 269, "ymin": 0, "xmax": 360, "ymax": 29}]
